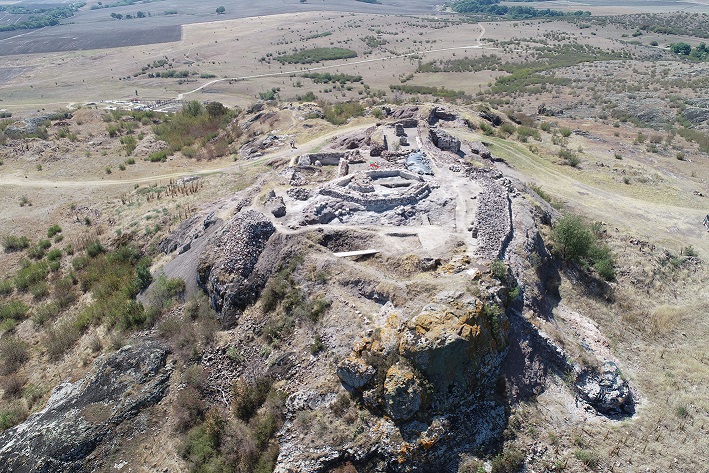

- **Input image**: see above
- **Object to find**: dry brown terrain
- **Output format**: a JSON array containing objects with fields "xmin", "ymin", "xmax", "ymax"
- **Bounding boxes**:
[{"xmin": 0, "ymin": 5, "xmax": 708, "ymax": 473}]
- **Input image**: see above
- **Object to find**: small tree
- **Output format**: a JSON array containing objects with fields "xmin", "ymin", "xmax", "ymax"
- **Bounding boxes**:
[
  {"xmin": 216, "ymin": 5, "xmax": 225, "ymax": 14},
  {"xmin": 551, "ymin": 215, "xmax": 593, "ymax": 262},
  {"xmin": 670, "ymin": 42, "xmax": 691, "ymax": 55},
  {"xmin": 182, "ymin": 100, "xmax": 204, "ymax": 117},
  {"xmin": 205, "ymin": 101, "xmax": 227, "ymax": 118}
]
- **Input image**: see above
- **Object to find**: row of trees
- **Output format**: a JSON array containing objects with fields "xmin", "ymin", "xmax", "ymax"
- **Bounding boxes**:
[
  {"xmin": 0, "ymin": 3, "xmax": 84, "ymax": 32},
  {"xmin": 451, "ymin": 0, "xmax": 590, "ymax": 19},
  {"xmin": 109, "ymin": 11, "xmax": 147, "ymax": 19}
]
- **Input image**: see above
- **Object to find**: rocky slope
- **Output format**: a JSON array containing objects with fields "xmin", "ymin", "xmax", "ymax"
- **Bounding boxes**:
[{"xmin": 0, "ymin": 342, "xmax": 170, "ymax": 473}]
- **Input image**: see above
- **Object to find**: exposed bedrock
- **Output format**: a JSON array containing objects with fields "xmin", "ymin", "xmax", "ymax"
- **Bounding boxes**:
[{"xmin": 0, "ymin": 342, "xmax": 170, "ymax": 473}]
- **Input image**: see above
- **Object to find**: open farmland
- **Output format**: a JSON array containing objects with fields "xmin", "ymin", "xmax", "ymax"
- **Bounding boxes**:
[{"xmin": 0, "ymin": 0, "xmax": 445, "ymax": 55}]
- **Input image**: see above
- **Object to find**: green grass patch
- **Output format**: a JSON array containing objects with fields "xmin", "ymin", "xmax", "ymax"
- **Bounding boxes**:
[
  {"xmin": 389, "ymin": 84, "xmax": 471, "ymax": 101},
  {"xmin": 318, "ymin": 101, "xmax": 365, "ymax": 125},
  {"xmin": 275, "ymin": 47, "xmax": 357, "ymax": 64}
]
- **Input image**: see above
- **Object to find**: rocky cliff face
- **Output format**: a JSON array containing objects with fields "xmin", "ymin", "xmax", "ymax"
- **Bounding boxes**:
[
  {"xmin": 0, "ymin": 342, "xmax": 170, "ymax": 473},
  {"xmin": 274, "ymin": 287, "xmax": 511, "ymax": 472},
  {"xmin": 196, "ymin": 210, "xmax": 280, "ymax": 327}
]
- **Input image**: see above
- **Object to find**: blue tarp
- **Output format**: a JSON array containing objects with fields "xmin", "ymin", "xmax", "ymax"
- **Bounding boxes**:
[{"xmin": 405, "ymin": 151, "xmax": 432, "ymax": 175}]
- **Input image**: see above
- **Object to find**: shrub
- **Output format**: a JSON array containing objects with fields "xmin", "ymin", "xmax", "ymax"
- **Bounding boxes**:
[
  {"xmin": 32, "ymin": 301, "xmax": 61, "ymax": 325},
  {"xmin": 573, "ymin": 449, "xmax": 600, "ymax": 469},
  {"xmin": 44, "ymin": 321, "xmax": 81, "ymax": 360},
  {"xmin": 491, "ymin": 447, "xmax": 525, "ymax": 473},
  {"xmin": 558, "ymin": 148, "xmax": 580, "ymax": 167},
  {"xmin": 0, "ymin": 337, "xmax": 29, "ymax": 374},
  {"xmin": 490, "ymin": 259, "xmax": 507, "ymax": 281},
  {"xmin": 2, "ymin": 373, "xmax": 26, "ymax": 399},
  {"xmin": 232, "ymin": 376, "xmax": 273, "ymax": 421},
  {"xmin": 0, "ymin": 300, "xmax": 29, "ymax": 322},
  {"xmin": 47, "ymin": 224, "xmax": 62, "ymax": 238},
  {"xmin": 174, "ymin": 385, "xmax": 206, "ymax": 432},
  {"xmin": 0, "ymin": 280, "xmax": 12, "ymax": 296},
  {"xmin": 552, "ymin": 214, "xmax": 615, "ymax": 280},
  {"xmin": 30, "ymin": 281, "xmax": 49, "ymax": 300},
  {"xmin": 275, "ymin": 47, "xmax": 357, "ymax": 64},
  {"xmin": 319, "ymin": 101, "xmax": 365, "ymax": 125},
  {"xmin": 14, "ymin": 261, "xmax": 48, "ymax": 291},
  {"xmin": 552, "ymin": 215, "xmax": 594, "ymax": 262},
  {"xmin": 86, "ymin": 240, "xmax": 105, "ymax": 258},
  {"xmin": 0, "ymin": 404, "xmax": 27, "ymax": 432},
  {"xmin": 148, "ymin": 150, "xmax": 169, "ymax": 162},
  {"xmin": 72, "ymin": 255, "xmax": 90, "ymax": 270},
  {"xmin": 2, "ymin": 235, "xmax": 30, "ymax": 252},
  {"xmin": 683, "ymin": 245, "xmax": 698, "ymax": 257},
  {"xmin": 46, "ymin": 248, "xmax": 62, "ymax": 262}
]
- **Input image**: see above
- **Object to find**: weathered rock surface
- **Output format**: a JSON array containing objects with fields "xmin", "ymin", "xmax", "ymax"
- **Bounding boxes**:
[
  {"xmin": 265, "ymin": 193, "xmax": 287, "ymax": 218},
  {"xmin": 468, "ymin": 141, "xmax": 492, "ymax": 159},
  {"xmin": 390, "ymin": 106, "xmax": 419, "ymax": 120},
  {"xmin": 197, "ymin": 210, "xmax": 278, "ymax": 327},
  {"xmin": 159, "ymin": 211, "xmax": 218, "ymax": 255},
  {"xmin": 681, "ymin": 106, "xmax": 709, "ymax": 126},
  {"xmin": 331, "ymin": 126, "xmax": 375, "ymax": 150},
  {"xmin": 337, "ymin": 357, "xmax": 376, "ymax": 389},
  {"xmin": 399, "ymin": 296, "xmax": 507, "ymax": 409},
  {"xmin": 479, "ymin": 110, "xmax": 502, "ymax": 126},
  {"xmin": 575, "ymin": 361, "xmax": 634, "ymax": 416},
  {"xmin": 0, "ymin": 342, "xmax": 170, "ymax": 473},
  {"xmin": 383, "ymin": 363, "xmax": 424, "ymax": 421}
]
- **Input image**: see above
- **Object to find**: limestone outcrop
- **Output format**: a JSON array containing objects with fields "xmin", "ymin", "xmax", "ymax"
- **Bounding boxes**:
[
  {"xmin": 336, "ymin": 357, "xmax": 376, "ymax": 389},
  {"xmin": 0, "ymin": 342, "xmax": 170, "ymax": 473},
  {"xmin": 575, "ymin": 361, "xmax": 634, "ymax": 416}
]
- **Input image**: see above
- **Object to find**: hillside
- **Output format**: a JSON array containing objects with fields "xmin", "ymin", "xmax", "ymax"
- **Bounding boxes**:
[{"xmin": 0, "ymin": 4, "xmax": 708, "ymax": 473}]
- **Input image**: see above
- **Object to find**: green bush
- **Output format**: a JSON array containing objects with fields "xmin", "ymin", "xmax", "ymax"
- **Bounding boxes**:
[
  {"xmin": 46, "ymin": 248, "xmax": 62, "ymax": 262},
  {"xmin": 573, "ymin": 449, "xmax": 600, "ymax": 469},
  {"xmin": 275, "ymin": 47, "xmax": 357, "ymax": 64},
  {"xmin": 72, "ymin": 255, "xmax": 90, "ymax": 270},
  {"xmin": 0, "ymin": 279, "xmax": 12, "ymax": 296},
  {"xmin": 2, "ymin": 235, "xmax": 30, "ymax": 252},
  {"xmin": 558, "ymin": 148, "xmax": 580, "ymax": 167},
  {"xmin": 32, "ymin": 301, "xmax": 61, "ymax": 326},
  {"xmin": 232, "ymin": 377, "xmax": 272, "ymax": 422},
  {"xmin": 30, "ymin": 281, "xmax": 49, "ymax": 300},
  {"xmin": 0, "ymin": 405, "xmax": 27, "ymax": 432},
  {"xmin": 490, "ymin": 259, "xmax": 507, "ymax": 281},
  {"xmin": 552, "ymin": 215, "xmax": 594, "ymax": 262},
  {"xmin": 552, "ymin": 214, "xmax": 616, "ymax": 280},
  {"xmin": 148, "ymin": 150, "xmax": 169, "ymax": 162},
  {"xmin": 44, "ymin": 320, "xmax": 81, "ymax": 360},
  {"xmin": 319, "ymin": 101, "xmax": 365, "ymax": 125},
  {"xmin": 47, "ymin": 225, "xmax": 62, "ymax": 238},
  {"xmin": 684, "ymin": 245, "xmax": 698, "ymax": 257},
  {"xmin": 86, "ymin": 240, "xmax": 105, "ymax": 258},
  {"xmin": 14, "ymin": 261, "xmax": 48, "ymax": 291}
]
